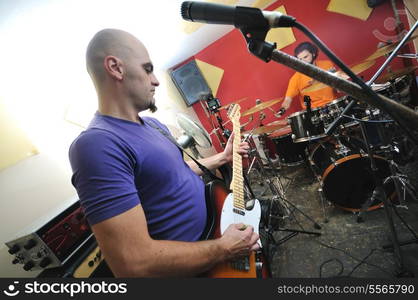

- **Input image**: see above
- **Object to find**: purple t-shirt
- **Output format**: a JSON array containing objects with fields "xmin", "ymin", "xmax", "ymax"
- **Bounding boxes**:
[{"xmin": 69, "ymin": 112, "xmax": 206, "ymax": 242}]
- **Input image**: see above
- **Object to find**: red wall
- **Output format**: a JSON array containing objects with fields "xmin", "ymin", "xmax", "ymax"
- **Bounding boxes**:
[{"xmin": 184, "ymin": 0, "xmax": 413, "ymax": 152}]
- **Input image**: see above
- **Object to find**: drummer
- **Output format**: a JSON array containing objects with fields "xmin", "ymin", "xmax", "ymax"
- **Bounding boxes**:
[{"xmin": 278, "ymin": 41, "xmax": 337, "ymax": 113}]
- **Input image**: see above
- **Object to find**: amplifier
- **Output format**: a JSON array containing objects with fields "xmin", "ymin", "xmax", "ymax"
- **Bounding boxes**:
[
  {"xmin": 37, "ymin": 235, "xmax": 113, "ymax": 278},
  {"xmin": 6, "ymin": 201, "xmax": 93, "ymax": 272}
]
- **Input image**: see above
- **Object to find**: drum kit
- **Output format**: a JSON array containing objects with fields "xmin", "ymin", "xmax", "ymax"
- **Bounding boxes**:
[{"xmin": 238, "ymin": 64, "xmax": 417, "ymax": 217}]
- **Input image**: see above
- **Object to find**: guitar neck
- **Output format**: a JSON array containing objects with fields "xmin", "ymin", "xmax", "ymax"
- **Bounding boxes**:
[{"xmin": 231, "ymin": 117, "xmax": 244, "ymax": 211}]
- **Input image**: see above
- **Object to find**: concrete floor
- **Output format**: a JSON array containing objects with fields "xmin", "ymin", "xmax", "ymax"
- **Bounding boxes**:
[{"xmin": 249, "ymin": 151, "xmax": 418, "ymax": 278}]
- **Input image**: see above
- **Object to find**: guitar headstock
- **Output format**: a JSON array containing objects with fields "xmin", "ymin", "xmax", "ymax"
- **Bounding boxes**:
[{"xmin": 227, "ymin": 103, "xmax": 241, "ymax": 121}]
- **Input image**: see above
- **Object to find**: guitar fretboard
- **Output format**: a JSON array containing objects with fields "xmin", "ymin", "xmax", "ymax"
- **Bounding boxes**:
[{"xmin": 230, "ymin": 109, "xmax": 244, "ymax": 211}]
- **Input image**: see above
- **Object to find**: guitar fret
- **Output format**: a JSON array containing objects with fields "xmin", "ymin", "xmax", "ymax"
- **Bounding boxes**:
[{"xmin": 227, "ymin": 104, "xmax": 246, "ymax": 211}]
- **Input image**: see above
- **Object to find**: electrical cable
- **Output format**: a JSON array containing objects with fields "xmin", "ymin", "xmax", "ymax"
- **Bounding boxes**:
[
  {"xmin": 314, "ymin": 239, "xmax": 396, "ymax": 277},
  {"xmin": 391, "ymin": 204, "xmax": 418, "ymax": 239},
  {"xmin": 285, "ymin": 213, "xmax": 396, "ymax": 277},
  {"xmin": 346, "ymin": 248, "xmax": 379, "ymax": 277},
  {"xmin": 319, "ymin": 258, "xmax": 344, "ymax": 278}
]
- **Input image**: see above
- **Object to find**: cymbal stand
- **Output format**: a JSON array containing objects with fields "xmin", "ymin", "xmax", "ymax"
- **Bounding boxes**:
[
  {"xmin": 243, "ymin": 135, "xmax": 321, "ymax": 265},
  {"xmin": 262, "ymin": 136, "xmax": 323, "ymax": 231},
  {"xmin": 245, "ymin": 132, "xmax": 278, "ymax": 196}
]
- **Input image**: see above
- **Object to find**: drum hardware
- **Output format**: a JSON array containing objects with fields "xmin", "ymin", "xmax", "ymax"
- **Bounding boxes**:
[
  {"xmin": 243, "ymin": 116, "xmax": 282, "ymax": 166},
  {"xmin": 396, "ymin": 53, "xmax": 418, "ymax": 59},
  {"xmin": 354, "ymin": 118, "xmax": 417, "ymax": 277},
  {"xmin": 310, "ymin": 25, "xmax": 418, "ymax": 278},
  {"xmin": 324, "ymin": 21, "xmax": 418, "ymax": 147},
  {"xmin": 243, "ymin": 131, "xmax": 321, "ymax": 264},
  {"xmin": 375, "ymin": 66, "xmax": 418, "ymax": 84},
  {"xmin": 246, "ymin": 131, "xmax": 322, "ymax": 230}
]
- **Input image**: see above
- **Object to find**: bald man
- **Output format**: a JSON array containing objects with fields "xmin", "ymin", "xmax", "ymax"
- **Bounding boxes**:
[{"xmin": 69, "ymin": 29, "xmax": 259, "ymax": 277}]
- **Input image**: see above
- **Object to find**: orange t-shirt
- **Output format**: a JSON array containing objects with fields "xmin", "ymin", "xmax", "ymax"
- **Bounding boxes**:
[{"xmin": 285, "ymin": 60, "xmax": 336, "ymax": 109}]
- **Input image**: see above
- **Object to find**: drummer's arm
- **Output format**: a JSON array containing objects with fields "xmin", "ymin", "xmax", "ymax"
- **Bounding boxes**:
[
  {"xmin": 282, "ymin": 96, "xmax": 293, "ymax": 110},
  {"xmin": 275, "ymin": 96, "xmax": 292, "ymax": 118}
]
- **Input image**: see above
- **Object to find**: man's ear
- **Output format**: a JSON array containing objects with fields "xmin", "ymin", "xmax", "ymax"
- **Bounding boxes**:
[{"xmin": 104, "ymin": 55, "xmax": 123, "ymax": 81}]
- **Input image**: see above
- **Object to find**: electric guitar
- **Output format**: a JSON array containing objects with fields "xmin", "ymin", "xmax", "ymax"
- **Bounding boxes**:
[{"xmin": 204, "ymin": 104, "xmax": 269, "ymax": 278}]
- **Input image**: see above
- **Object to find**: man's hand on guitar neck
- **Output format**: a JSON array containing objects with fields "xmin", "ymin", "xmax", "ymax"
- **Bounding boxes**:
[
  {"xmin": 222, "ymin": 132, "xmax": 250, "ymax": 163},
  {"xmin": 218, "ymin": 223, "xmax": 260, "ymax": 260},
  {"xmin": 185, "ymin": 132, "xmax": 249, "ymax": 176}
]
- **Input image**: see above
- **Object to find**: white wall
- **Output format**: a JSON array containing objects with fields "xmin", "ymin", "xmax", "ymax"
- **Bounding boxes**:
[{"xmin": 0, "ymin": 0, "xmax": 245, "ymax": 277}]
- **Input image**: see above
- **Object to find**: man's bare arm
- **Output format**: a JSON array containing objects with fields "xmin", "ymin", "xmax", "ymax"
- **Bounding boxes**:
[{"xmin": 92, "ymin": 205, "xmax": 259, "ymax": 277}]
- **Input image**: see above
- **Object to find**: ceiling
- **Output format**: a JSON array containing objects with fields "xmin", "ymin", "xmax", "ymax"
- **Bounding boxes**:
[{"xmin": 0, "ymin": 0, "xmax": 275, "ymax": 69}]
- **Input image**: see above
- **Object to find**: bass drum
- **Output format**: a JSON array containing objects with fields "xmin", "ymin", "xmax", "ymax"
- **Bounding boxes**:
[{"xmin": 309, "ymin": 140, "xmax": 394, "ymax": 212}]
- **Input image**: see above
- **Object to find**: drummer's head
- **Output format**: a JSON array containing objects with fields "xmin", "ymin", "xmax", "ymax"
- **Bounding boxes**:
[{"xmin": 294, "ymin": 42, "xmax": 318, "ymax": 64}]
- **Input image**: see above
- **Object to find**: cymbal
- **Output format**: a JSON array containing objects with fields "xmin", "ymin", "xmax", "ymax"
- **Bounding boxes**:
[
  {"xmin": 264, "ymin": 119, "xmax": 288, "ymax": 127},
  {"xmin": 365, "ymin": 43, "xmax": 397, "ymax": 61},
  {"xmin": 365, "ymin": 34, "xmax": 418, "ymax": 61},
  {"xmin": 243, "ymin": 123, "xmax": 288, "ymax": 135},
  {"xmin": 302, "ymin": 60, "xmax": 375, "ymax": 93},
  {"xmin": 375, "ymin": 65, "xmax": 418, "ymax": 83},
  {"xmin": 218, "ymin": 97, "xmax": 247, "ymax": 110},
  {"xmin": 268, "ymin": 125, "xmax": 292, "ymax": 138},
  {"xmin": 241, "ymin": 98, "xmax": 283, "ymax": 116}
]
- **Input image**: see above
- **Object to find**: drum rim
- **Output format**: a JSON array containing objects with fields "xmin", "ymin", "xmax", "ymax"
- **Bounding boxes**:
[
  {"xmin": 320, "ymin": 153, "xmax": 389, "ymax": 211},
  {"xmin": 310, "ymin": 143, "xmax": 392, "ymax": 211},
  {"xmin": 293, "ymin": 133, "xmax": 326, "ymax": 143},
  {"xmin": 270, "ymin": 132, "xmax": 292, "ymax": 139},
  {"xmin": 281, "ymin": 159, "xmax": 305, "ymax": 167},
  {"xmin": 322, "ymin": 154, "xmax": 362, "ymax": 180},
  {"xmin": 321, "ymin": 153, "xmax": 387, "ymax": 179}
]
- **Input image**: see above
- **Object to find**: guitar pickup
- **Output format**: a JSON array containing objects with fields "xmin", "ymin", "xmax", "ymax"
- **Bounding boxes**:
[{"xmin": 233, "ymin": 208, "xmax": 245, "ymax": 216}]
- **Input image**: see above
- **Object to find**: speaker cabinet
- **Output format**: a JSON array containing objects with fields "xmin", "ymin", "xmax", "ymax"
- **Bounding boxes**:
[{"xmin": 170, "ymin": 60, "xmax": 212, "ymax": 106}]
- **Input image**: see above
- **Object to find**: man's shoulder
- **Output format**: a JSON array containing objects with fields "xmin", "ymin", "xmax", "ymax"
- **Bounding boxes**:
[
  {"xmin": 70, "ymin": 128, "xmax": 121, "ymax": 154},
  {"xmin": 142, "ymin": 116, "xmax": 163, "ymax": 126}
]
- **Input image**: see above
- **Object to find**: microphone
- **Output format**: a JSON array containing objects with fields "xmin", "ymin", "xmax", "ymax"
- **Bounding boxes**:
[{"xmin": 181, "ymin": 1, "xmax": 296, "ymax": 29}]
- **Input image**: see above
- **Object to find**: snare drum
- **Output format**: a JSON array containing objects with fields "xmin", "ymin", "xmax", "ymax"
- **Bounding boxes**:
[
  {"xmin": 269, "ymin": 126, "xmax": 307, "ymax": 166},
  {"xmin": 288, "ymin": 108, "xmax": 326, "ymax": 143}
]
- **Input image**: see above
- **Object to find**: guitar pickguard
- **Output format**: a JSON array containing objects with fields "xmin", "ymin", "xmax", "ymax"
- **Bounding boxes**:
[{"xmin": 220, "ymin": 193, "xmax": 261, "ymax": 238}]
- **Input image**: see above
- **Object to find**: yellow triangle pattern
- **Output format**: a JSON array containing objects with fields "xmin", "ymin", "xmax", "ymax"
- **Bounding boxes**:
[
  {"xmin": 195, "ymin": 59, "xmax": 225, "ymax": 97},
  {"xmin": 327, "ymin": 0, "xmax": 373, "ymax": 21},
  {"xmin": 265, "ymin": 5, "xmax": 296, "ymax": 50}
]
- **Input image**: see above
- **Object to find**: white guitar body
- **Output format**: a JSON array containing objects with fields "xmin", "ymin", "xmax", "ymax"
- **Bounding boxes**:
[{"xmin": 220, "ymin": 193, "xmax": 262, "ymax": 239}]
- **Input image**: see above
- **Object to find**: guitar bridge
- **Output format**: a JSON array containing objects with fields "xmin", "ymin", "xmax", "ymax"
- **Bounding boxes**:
[{"xmin": 230, "ymin": 256, "xmax": 250, "ymax": 272}]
